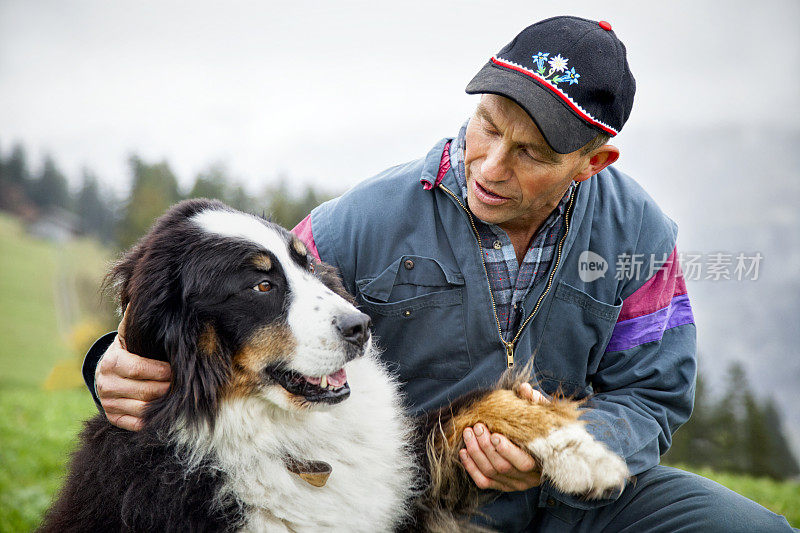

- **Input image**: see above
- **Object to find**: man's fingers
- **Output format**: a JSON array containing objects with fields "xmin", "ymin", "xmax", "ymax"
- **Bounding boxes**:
[
  {"xmin": 94, "ymin": 330, "xmax": 171, "ymax": 432},
  {"xmin": 101, "ymin": 346, "xmax": 172, "ymax": 382},
  {"xmin": 102, "ymin": 397, "xmax": 149, "ymax": 419},
  {"xmin": 517, "ymin": 382, "xmax": 549, "ymax": 404},
  {"xmin": 461, "ymin": 424, "xmax": 543, "ymax": 493},
  {"xmin": 106, "ymin": 413, "xmax": 144, "ymax": 432},
  {"xmin": 463, "ymin": 427, "xmax": 498, "ymax": 478},
  {"xmin": 491, "ymin": 433, "xmax": 539, "ymax": 475},
  {"xmin": 472, "ymin": 423, "xmax": 517, "ymax": 476},
  {"xmin": 97, "ymin": 374, "xmax": 170, "ymax": 401},
  {"xmin": 459, "ymin": 449, "xmax": 509, "ymax": 491}
]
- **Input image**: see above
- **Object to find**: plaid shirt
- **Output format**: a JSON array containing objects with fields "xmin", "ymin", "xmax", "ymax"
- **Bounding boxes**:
[{"xmin": 444, "ymin": 122, "xmax": 574, "ymax": 341}]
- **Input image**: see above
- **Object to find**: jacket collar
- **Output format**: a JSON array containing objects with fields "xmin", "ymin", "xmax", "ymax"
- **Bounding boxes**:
[{"xmin": 419, "ymin": 137, "xmax": 453, "ymax": 190}]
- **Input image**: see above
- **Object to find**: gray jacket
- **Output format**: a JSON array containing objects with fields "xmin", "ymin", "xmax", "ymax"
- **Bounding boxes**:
[{"xmin": 309, "ymin": 138, "xmax": 697, "ymax": 520}]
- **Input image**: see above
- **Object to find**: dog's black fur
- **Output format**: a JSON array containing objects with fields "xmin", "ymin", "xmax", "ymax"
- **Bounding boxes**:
[
  {"xmin": 40, "ymin": 199, "xmax": 355, "ymax": 532},
  {"xmin": 41, "ymin": 416, "xmax": 243, "ymax": 531}
]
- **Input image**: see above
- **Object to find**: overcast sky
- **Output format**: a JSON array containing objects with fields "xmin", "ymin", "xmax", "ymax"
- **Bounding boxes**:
[
  {"xmin": 3, "ymin": 0, "xmax": 800, "ymax": 452},
  {"xmin": 1, "ymin": 0, "xmax": 798, "ymax": 196}
]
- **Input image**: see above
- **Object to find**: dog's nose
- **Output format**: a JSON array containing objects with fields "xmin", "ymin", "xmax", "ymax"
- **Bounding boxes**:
[{"xmin": 335, "ymin": 312, "xmax": 371, "ymax": 348}]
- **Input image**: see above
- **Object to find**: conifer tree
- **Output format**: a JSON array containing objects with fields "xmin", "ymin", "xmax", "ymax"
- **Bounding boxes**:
[
  {"xmin": 760, "ymin": 400, "xmax": 800, "ymax": 480},
  {"xmin": 76, "ymin": 170, "xmax": 117, "ymax": 244},
  {"xmin": 189, "ymin": 164, "xmax": 229, "ymax": 201},
  {"xmin": 118, "ymin": 156, "xmax": 181, "ymax": 248},
  {"xmin": 30, "ymin": 155, "xmax": 71, "ymax": 211}
]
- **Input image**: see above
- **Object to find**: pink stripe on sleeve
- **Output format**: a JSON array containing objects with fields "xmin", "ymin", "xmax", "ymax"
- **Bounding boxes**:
[
  {"xmin": 291, "ymin": 215, "xmax": 321, "ymax": 261},
  {"xmin": 617, "ymin": 247, "xmax": 687, "ymax": 322}
]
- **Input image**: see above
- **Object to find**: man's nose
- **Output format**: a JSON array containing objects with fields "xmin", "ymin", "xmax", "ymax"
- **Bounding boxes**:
[{"xmin": 480, "ymin": 144, "xmax": 512, "ymax": 182}]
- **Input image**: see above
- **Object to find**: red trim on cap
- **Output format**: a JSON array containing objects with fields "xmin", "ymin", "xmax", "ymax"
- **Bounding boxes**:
[
  {"xmin": 490, "ymin": 56, "xmax": 618, "ymax": 136},
  {"xmin": 599, "ymin": 21, "xmax": 612, "ymax": 31}
]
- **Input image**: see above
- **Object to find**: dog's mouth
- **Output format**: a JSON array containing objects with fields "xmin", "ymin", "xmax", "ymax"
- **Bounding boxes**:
[{"xmin": 266, "ymin": 366, "xmax": 351, "ymax": 404}]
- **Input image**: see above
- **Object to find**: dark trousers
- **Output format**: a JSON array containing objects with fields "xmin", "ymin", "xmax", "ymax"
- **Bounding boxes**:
[{"xmin": 476, "ymin": 466, "xmax": 796, "ymax": 532}]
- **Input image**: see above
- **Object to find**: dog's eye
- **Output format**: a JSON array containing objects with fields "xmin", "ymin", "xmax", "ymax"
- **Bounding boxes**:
[{"xmin": 253, "ymin": 281, "xmax": 272, "ymax": 293}]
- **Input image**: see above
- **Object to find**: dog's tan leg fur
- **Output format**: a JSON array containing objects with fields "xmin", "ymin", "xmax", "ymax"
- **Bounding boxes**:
[
  {"xmin": 424, "ymin": 387, "xmax": 628, "ymax": 528},
  {"xmin": 446, "ymin": 389, "xmax": 582, "ymax": 447}
]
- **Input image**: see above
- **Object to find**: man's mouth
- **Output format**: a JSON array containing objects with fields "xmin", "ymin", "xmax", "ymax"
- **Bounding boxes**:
[
  {"xmin": 472, "ymin": 179, "xmax": 511, "ymax": 206},
  {"xmin": 266, "ymin": 366, "xmax": 350, "ymax": 404}
]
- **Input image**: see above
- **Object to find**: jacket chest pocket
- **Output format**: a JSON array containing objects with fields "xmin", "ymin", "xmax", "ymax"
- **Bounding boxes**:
[
  {"xmin": 356, "ymin": 256, "xmax": 471, "ymax": 381},
  {"xmin": 533, "ymin": 281, "xmax": 621, "ymax": 398}
]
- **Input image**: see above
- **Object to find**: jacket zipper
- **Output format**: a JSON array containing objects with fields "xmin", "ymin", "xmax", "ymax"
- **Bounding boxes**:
[{"xmin": 438, "ymin": 183, "xmax": 577, "ymax": 368}]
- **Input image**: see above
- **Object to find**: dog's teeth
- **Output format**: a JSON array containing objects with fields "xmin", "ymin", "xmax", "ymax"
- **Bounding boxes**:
[{"xmin": 320, "ymin": 375, "xmax": 328, "ymax": 389}]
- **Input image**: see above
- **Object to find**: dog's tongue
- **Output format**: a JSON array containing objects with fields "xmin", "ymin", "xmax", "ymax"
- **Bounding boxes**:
[
  {"xmin": 304, "ymin": 368, "xmax": 348, "ymax": 387},
  {"xmin": 327, "ymin": 368, "xmax": 347, "ymax": 387}
]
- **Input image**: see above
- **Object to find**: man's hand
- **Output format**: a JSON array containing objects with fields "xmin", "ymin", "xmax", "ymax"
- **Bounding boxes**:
[
  {"xmin": 459, "ymin": 382, "xmax": 548, "ymax": 492},
  {"xmin": 95, "ymin": 328, "xmax": 172, "ymax": 432}
]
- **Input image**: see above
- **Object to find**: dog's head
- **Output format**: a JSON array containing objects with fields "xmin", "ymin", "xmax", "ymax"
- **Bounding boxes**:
[{"xmin": 109, "ymin": 199, "xmax": 372, "ymax": 429}]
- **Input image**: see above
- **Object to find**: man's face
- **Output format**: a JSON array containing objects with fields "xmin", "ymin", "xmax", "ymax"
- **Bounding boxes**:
[{"xmin": 464, "ymin": 94, "xmax": 593, "ymax": 234}]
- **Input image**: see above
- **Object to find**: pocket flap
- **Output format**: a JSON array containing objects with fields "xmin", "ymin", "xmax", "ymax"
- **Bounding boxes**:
[
  {"xmin": 553, "ymin": 281, "xmax": 622, "ymax": 321},
  {"xmin": 358, "ymin": 256, "xmax": 464, "ymax": 303}
]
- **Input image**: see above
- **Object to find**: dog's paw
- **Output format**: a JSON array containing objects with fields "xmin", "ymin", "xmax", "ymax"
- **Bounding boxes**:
[{"xmin": 527, "ymin": 424, "xmax": 629, "ymax": 499}]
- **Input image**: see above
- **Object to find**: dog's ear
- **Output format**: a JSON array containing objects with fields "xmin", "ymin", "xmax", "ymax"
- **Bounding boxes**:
[
  {"xmin": 104, "ymin": 201, "xmax": 232, "ymax": 430},
  {"xmin": 116, "ymin": 255, "xmax": 230, "ymax": 431},
  {"xmin": 145, "ymin": 312, "xmax": 229, "ymax": 431},
  {"xmin": 103, "ymin": 243, "xmax": 158, "ymax": 359}
]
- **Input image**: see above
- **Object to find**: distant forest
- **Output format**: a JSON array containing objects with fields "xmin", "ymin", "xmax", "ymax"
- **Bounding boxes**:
[
  {"xmin": 0, "ymin": 142, "xmax": 331, "ymax": 250},
  {"xmin": 0, "ymin": 142, "xmax": 797, "ymax": 481}
]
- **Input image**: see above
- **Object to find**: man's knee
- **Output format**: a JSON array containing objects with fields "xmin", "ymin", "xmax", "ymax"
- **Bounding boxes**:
[{"xmin": 623, "ymin": 466, "xmax": 794, "ymax": 533}]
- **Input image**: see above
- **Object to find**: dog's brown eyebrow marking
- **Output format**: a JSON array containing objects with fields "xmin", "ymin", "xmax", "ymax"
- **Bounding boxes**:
[
  {"xmin": 252, "ymin": 254, "xmax": 272, "ymax": 272},
  {"xmin": 291, "ymin": 238, "xmax": 308, "ymax": 257}
]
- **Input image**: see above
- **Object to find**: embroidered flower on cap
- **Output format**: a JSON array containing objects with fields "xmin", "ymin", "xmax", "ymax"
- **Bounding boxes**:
[
  {"xmin": 564, "ymin": 67, "xmax": 580, "ymax": 85},
  {"xmin": 531, "ymin": 52, "xmax": 550, "ymax": 70},
  {"xmin": 548, "ymin": 54, "xmax": 568, "ymax": 73},
  {"xmin": 530, "ymin": 51, "xmax": 580, "ymax": 88}
]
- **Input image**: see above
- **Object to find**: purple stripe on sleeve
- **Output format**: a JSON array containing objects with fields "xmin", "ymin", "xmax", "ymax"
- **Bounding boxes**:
[{"xmin": 605, "ymin": 294, "xmax": 694, "ymax": 352}]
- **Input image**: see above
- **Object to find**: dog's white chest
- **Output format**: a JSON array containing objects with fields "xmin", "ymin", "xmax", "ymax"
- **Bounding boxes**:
[{"xmin": 203, "ymin": 357, "xmax": 415, "ymax": 532}]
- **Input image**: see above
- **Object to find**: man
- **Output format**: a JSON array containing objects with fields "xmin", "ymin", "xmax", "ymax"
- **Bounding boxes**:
[{"xmin": 83, "ymin": 16, "xmax": 794, "ymax": 531}]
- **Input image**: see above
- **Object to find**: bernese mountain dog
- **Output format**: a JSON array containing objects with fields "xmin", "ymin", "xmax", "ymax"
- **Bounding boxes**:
[{"xmin": 41, "ymin": 199, "xmax": 628, "ymax": 532}]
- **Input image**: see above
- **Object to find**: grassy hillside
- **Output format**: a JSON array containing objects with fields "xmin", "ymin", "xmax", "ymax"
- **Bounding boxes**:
[
  {"xmin": 0, "ymin": 213, "xmax": 107, "ymax": 531},
  {"xmin": 0, "ymin": 215, "xmax": 73, "ymax": 387},
  {"xmin": 0, "ymin": 212, "xmax": 797, "ymax": 531}
]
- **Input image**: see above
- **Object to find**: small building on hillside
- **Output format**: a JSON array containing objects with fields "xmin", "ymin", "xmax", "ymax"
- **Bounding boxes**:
[{"xmin": 27, "ymin": 208, "xmax": 80, "ymax": 243}]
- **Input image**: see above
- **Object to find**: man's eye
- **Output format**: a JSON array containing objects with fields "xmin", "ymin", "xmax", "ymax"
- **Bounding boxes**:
[
  {"xmin": 522, "ymin": 149, "xmax": 544, "ymax": 163},
  {"xmin": 253, "ymin": 281, "xmax": 272, "ymax": 292}
]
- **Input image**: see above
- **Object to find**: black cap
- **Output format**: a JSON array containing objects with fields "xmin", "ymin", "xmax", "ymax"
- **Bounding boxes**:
[{"xmin": 466, "ymin": 16, "xmax": 636, "ymax": 154}]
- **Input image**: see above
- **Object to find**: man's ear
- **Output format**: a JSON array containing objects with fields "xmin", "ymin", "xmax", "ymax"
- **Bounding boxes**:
[{"xmin": 573, "ymin": 145, "xmax": 620, "ymax": 183}]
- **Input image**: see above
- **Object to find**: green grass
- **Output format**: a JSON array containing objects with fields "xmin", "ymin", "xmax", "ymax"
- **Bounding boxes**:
[
  {"xmin": 0, "ymin": 213, "xmax": 106, "ymax": 532},
  {"xmin": 0, "ymin": 212, "xmax": 797, "ymax": 531},
  {"xmin": 0, "ymin": 215, "xmax": 70, "ymax": 388},
  {"xmin": 0, "ymin": 388, "xmax": 95, "ymax": 531}
]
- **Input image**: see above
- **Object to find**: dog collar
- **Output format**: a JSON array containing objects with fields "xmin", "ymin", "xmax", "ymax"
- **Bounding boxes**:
[{"xmin": 285, "ymin": 456, "xmax": 332, "ymax": 487}]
